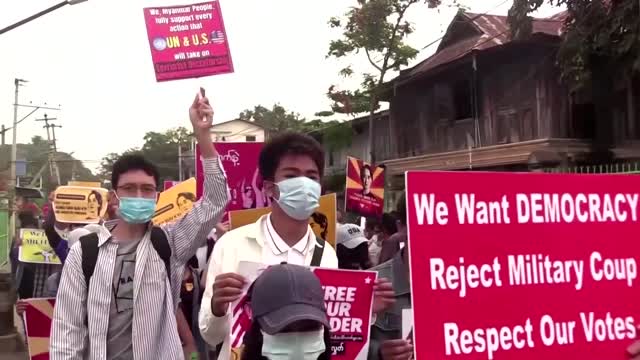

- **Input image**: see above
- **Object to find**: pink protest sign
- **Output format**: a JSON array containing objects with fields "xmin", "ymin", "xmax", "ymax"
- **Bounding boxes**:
[
  {"xmin": 230, "ymin": 262, "xmax": 376, "ymax": 359},
  {"xmin": 143, "ymin": 1, "xmax": 234, "ymax": 82}
]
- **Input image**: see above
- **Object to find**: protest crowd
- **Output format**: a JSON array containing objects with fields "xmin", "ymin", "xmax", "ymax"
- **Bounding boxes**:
[
  {"xmin": 10, "ymin": 92, "xmax": 415, "ymax": 360},
  {"xmin": 7, "ymin": 2, "xmax": 640, "ymax": 360}
]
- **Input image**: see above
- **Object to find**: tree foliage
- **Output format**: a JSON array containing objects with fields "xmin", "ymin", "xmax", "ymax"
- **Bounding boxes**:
[
  {"xmin": 0, "ymin": 136, "xmax": 97, "ymax": 193},
  {"xmin": 97, "ymin": 127, "xmax": 192, "ymax": 185},
  {"xmin": 236, "ymin": 104, "xmax": 355, "ymax": 152},
  {"xmin": 238, "ymin": 104, "xmax": 308, "ymax": 132},
  {"xmin": 509, "ymin": 0, "xmax": 640, "ymax": 92},
  {"xmin": 326, "ymin": 0, "xmax": 433, "ymax": 161}
]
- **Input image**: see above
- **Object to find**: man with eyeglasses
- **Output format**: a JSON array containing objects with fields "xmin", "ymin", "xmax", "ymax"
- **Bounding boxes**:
[{"xmin": 50, "ymin": 90, "xmax": 229, "ymax": 360}]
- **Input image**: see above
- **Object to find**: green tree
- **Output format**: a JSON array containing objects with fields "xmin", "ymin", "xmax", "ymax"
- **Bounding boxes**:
[
  {"xmin": 97, "ymin": 127, "xmax": 192, "ymax": 186},
  {"xmin": 0, "ymin": 136, "xmax": 98, "ymax": 193},
  {"xmin": 237, "ymin": 105, "xmax": 354, "ymax": 151},
  {"xmin": 508, "ymin": 0, "xmax": 640, "ymax": 162},
  {"xmin": 326, "ymin": 0, "xmax": 439, "ymax": 162},
  {"xmin": 238, "ymin": 104, "xmax": 307, "ymax": 132}
]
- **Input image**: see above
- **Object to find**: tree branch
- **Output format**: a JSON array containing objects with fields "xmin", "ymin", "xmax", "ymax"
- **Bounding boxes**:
[
  {"xmin": 365, "ymin": 48, "xmax": 383, "ymax": 72},
  {"xmin": 377, "ymin": 0, "xmax": 418, "ymax": 88}
]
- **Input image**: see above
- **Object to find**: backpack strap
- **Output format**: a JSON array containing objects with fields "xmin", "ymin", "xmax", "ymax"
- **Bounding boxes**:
[
  {"xmin": 80, "ymin": 233, "xmax": 99, "ymax": 289},
  {"xmin": 310, "ymin": 237, "xmax": 325, "ymax": 267},
  {"xmin": 150, "ymin": 226, "xmax": 172, "ymax": 282}
]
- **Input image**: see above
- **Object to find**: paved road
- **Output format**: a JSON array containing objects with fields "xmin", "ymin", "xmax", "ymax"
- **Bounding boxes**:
[{"xmin": 1, "ymin": 309, "xmax": 29, "ymax": 360}]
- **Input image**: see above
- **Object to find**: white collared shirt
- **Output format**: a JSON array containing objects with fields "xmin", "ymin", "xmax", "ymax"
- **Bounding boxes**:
[{"xmin": 262, "ymin": 214, "xmax": 313, "ymax": 265}]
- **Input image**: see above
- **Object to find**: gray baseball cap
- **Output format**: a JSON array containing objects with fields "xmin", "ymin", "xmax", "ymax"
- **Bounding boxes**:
[{"xmin": 250, "ymin": 263, "xmax": 329, "ymax": 335}]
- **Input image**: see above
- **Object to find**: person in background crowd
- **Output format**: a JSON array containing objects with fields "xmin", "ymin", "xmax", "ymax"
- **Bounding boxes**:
[
  {"xmin": 336, "ymin": 210, "xmax": 343, "ymax": 225},
  {"xmin": 13, "ymin": 212, "xmax": 61, "ymax": 300},
  {"xmin": 43, "ymin": 209, "xmax": 87, "ymax": 264},
  {"xmin": 50, "ymin": 91, "xmax": 228, "ymax": 360},
  {"xmin": 364, "ymin": 218, "xmax": 380, "ymax": 240},
  {"xmin": 379, "ymin": 195, "xmax": 408, "ymax": 264},
  {"xmin": 41, "ymin": 191, "xmax": 55, "ymax": 221},
  {"xmin": 177, "ymin": 255, "xmax": 202, "ymax": 360},
  {"xmin": 241, "ymin": 264, "xmax": 331, "ymax": 360},
  {"xmin": 15, "ymin": 195, "xmax": 41, "ymax": 218},
  {"xmin": 310, "ymin": 212, "xmax": 329, "ymax": 241},
  {"xmin": 368, "ymin": 196, "xmax": 414, "ymax": 360},
  {"xmin": 367, "ymin": 217, "xmax": 386, "ymax": 267},
  {"xmin": 199, "ymin": 132, "xmax": 339, "ymax": 359},
  {"xmin": 336, "ymin": 223, "xmax": 372, "ymax": 270},
  {"xmin": 370, "ymin": 213, "xmax": 398, "ymax": 266}
]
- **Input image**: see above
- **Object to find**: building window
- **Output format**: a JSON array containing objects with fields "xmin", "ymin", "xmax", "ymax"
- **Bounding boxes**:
[
  {"xmin": 245, "ymin": 135, "xmax": 256, "ymax": 142},
  {"xmin": 453, "ymin": 79, "xmax": 472, "ymax": 120}
]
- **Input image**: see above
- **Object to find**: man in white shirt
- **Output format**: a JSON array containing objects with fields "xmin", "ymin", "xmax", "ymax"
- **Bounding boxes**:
[{"xmin": 198, "ymin": 133, "xmax": 339, "ymax": 359}]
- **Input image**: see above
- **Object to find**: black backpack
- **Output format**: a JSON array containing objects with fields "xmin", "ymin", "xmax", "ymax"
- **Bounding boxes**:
[{"xmin": 79, "ymin": 226, "xmax": 172, "ymax": 290}]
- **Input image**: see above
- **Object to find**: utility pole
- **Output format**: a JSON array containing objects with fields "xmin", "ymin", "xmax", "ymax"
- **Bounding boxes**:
[{"xmin": 36, "ymin": 114, "xmax": 62, "ymax": 186}]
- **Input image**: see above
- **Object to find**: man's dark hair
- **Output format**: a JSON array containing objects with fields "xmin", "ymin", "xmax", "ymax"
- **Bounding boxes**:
[
  {"xmin": 380, "ymin": 213, "xmax": 398, "ymax": 235},
  {"xmin": 111, "ymin": 154, "xmax": 160, "ymax": 189},
  {"xmin": 365, "ymin": 217, "xmax": 379, "ymax": 231},
  {"xmin": 176, "ymin": 192, "xmax": 197, "ymax": 204},
  {"xmin": 18, "ymin": 212, "xmax": 39, "ymax": 229},
  {"xmin": 258, "ymin": 132, "xmax": 324, "ymax": 181}
]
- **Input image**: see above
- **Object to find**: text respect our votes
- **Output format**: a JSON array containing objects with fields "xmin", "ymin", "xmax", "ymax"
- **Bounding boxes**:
[{"xmin": 429, "ymin": 251, "xmax": 637, "ymax": 298}]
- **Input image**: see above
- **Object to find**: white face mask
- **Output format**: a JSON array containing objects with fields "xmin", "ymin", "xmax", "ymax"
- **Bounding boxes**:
[{"xmin": 261, "ymin": 328, "xmax": 325, "ymax": 360}]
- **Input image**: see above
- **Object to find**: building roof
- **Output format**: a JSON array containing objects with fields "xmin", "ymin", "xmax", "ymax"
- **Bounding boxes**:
[
  {"xmin": 211, "ymin": 118, "xmax": 266, "ymax": 129},
  {"xmin": 395, "ymin": 10, "xmax": 566, "ymax": 84}
]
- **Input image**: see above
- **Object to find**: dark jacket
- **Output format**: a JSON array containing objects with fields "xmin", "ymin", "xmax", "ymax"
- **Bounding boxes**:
[{"xmin": 368, "ymin": 250, "xmax": 412, "ymax": 360}]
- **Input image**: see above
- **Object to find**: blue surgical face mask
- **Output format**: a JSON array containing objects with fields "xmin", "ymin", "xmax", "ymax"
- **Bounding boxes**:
[
  {"xmin": 274, "ymin": 177, "xmax": 321, "ymax": 221},
  {"xmin": 261, "ymin": 329, "xmax": 325, "ymax": 360},
  {"xmin": 117, "ymin": 197, "xmax": 156, "ymax": 224}
]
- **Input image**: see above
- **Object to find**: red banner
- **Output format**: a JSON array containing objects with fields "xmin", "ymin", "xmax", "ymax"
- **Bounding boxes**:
[
  {"xmin": 196, "ymin": 142, "xmax": 266, "ymax": 216},
  {"xmin": 23, "ymin": 298, "xmax": 56, "ymax": 360},
  {"xmin": 345, "ymin": 157, "xmax": 385, "ymax": 218},
  {"xmin": 143, "ymin": 1, "xmax": 233, "ymax": 82},
  {"xmin": 314, "ymin": 268, "xmax": 377, "ymax": 359},
  {"xmin": 230, "ymin": 262, "xmax": 376, "ymax": 359},
  {"xmin": 406, "ymin": 171, "xmax": 640, "ymax": 360}
]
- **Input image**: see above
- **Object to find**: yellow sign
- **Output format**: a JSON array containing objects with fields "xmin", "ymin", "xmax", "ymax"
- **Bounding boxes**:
[
  {"xmin": 53, "ymin": 186, "xmax": 109, "ymax": 224},
  {"xmin": 68, "ymin": 181, "xmax": 101, "ymax": 188},
  {"xmin": 18, "ymin": 229, "xmax": 61, "ymax": 264},
  {"xmin": 229, "ymin": 193, "xmax": 337, "ymax": 247},
  {"xmin": 153, "ymin": 178, "xmax": 197, "ymax": 225}
]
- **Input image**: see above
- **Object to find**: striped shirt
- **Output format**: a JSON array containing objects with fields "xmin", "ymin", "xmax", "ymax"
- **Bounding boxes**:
[{"xmin": 50, "ymin": 157, "xmax": 228, "ymax": 360}]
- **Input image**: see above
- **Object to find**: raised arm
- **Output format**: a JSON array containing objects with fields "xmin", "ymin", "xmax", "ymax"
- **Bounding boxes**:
[{"xmin": 164, "ymin": 90, "xmax": 228, "ymax": 263}]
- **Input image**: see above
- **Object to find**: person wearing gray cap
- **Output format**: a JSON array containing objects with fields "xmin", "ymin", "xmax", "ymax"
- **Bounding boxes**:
[{"xmin": 240, "ymin": 263, "xmax": 331, "ymax": 360}]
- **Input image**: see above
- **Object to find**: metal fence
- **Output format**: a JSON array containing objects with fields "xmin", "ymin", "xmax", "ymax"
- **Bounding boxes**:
[{"xmin": 544, "ymin": 162, "xmax": 640, "ymax": 174}]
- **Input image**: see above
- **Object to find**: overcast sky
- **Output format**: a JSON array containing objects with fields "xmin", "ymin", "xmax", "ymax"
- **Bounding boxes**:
[{"xmin": 0, "ymin": 0, "xmax": 563, "ymax": 172}]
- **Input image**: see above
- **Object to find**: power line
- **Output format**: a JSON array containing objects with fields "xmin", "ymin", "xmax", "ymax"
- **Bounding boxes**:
[{"xmin": 420, "ymin": 0, "xmax": 512, "ymax": 51}]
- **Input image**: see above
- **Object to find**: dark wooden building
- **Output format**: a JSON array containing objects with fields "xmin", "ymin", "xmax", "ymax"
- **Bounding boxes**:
[{"xmin": 375, "ymin": 10, "xmax": 640, "ymax": 200}]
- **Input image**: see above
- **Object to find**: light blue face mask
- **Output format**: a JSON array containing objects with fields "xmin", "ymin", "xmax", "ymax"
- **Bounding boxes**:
[
  {"xmin": 261, "ymin": 329, "xmax": 325, "ymax": 360},
  {"xmin": 117, "ymin": 197, "xmax": 156, "ymax": 224},
  {"xmin": 274, "ymin": 177, "xmax": 321, "ymax": 221}
]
